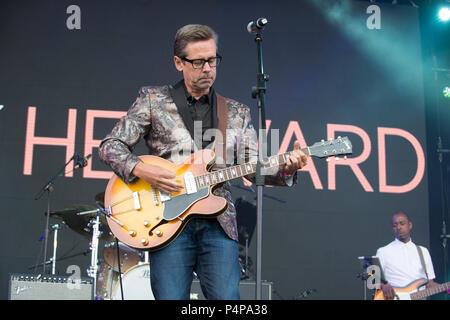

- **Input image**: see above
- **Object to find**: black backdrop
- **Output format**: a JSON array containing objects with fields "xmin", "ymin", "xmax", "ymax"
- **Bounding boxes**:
[{"xmin": 0, "ymin": 0, "xmax": 447, "ymax": 300}]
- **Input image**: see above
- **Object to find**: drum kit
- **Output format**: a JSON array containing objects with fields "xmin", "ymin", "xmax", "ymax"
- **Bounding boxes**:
[
  {"xmin": 49, "ymin": 192, "xmax": 154, "ymax": 300},
  {"xmin": 45, "ymin": 194, "xmax": 258, "ymax": 300}
]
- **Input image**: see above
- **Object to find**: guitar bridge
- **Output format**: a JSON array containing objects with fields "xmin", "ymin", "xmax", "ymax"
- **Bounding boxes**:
[{"xmin": 108, "ymin": 191, "xmax": 142, "ymax": 215}]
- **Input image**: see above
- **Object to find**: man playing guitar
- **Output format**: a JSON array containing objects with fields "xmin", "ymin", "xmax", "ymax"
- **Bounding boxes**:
[{"xmin": 99, "ymin": 24, "xmax": 307, "ymax": 300}]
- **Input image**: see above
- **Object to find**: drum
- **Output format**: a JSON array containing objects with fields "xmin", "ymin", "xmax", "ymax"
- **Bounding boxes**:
[
  {"xmin": 96, "ymin": 261, "xmax": 120, "ymax": 300},
  {"xmin": 103, "ymin": 241, "xmax": 140, "ymax": 273},
  {"xmin": 111, "ymin": 263, "xmax": 155, "ymax": 300}
]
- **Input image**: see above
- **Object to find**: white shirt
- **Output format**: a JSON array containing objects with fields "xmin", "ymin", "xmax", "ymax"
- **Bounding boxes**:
[{"xmin": 376, "ymin": 238, "xmax": 435, "ymax": 288}]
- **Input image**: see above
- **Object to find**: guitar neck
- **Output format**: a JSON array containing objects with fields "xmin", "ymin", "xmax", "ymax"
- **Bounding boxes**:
[
  {"xmin": 410, "ymin": 281, "xmax": 450, "ymax": 300},
  {"xmin": 194, "ymin": 148, "xmax": 310, "ymax": 189}
]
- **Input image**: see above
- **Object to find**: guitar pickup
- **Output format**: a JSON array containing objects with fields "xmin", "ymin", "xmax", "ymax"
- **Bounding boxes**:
[
  {"xmin": 151, "ymin": 186, "xmax": 159, "ymax": 205},
  {"xmin": 184, "ymin": 172, "xmax": 197, "ymax": 194}
]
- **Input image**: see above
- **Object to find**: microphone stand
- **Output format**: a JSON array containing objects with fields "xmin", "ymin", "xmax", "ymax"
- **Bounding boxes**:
[
  {"xmin": 250, "ymin": 28, "xmax": 270, "ymax": 300},
  {"xmin": 34, "ymin": 154, "xmax": 78, "ymax": 274},
  {"xmin": 231, "ymin": 184, "xmax": 287, "ymax": 203},
  {"xmin": 437, "ymin": 137, "xmax": 449, "ymax": 289},
  {"xmin": 433, "ymin": 57, "xmax": 450, "ymax": 294}
]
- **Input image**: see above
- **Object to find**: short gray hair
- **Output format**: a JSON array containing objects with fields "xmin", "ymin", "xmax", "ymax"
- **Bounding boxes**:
[{"xmin": 174, "ymin": 24, "xmax": 218, "ymax": 57}]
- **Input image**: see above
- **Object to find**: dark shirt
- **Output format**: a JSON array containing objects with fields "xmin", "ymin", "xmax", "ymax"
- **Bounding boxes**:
[{"xmin": 183, "ymin": 84, "xmax": 215, "ymax": 149}]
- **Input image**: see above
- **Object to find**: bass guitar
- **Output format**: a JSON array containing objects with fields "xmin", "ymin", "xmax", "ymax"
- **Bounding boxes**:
[
  {"xmin": 374, "ymin": 279, "xmax": 450, "ymax": 300},
  {"xmin": 103, "ymin": 137, "xmax": 352, "ymax": 251}
]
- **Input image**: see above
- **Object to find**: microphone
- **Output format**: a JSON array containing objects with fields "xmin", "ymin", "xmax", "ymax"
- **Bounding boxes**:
[
  {"xmin": 247, "ymin": 17, "xmax": 268, "ymax": 34},
  {"xmin": 74, "ymin": 154, "xmax": 92, "ymax": 169}
]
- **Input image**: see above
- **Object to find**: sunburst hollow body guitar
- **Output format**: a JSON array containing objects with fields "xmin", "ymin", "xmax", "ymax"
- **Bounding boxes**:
[{"xmin": 104, "ymin": 137, "xmax": 352, "ymax": 251}]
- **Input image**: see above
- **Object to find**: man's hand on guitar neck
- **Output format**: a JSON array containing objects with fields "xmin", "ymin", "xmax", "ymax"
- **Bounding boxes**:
[
  {"xmin": 425, "ymin": 279, "xmax": 450, "ymax": 294},
  {"xmin": 283, "ymin": 140, "xmax": 308, "ymax": 176},
  {"xmin": 133, "ymin": 161, "xmax": 183, "ymax": 194}
]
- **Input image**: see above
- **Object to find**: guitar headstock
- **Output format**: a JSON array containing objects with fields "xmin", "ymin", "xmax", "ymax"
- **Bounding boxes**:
[{"xmin": 309, "ymin": 136, "xmax": 352, "ymax": 159}]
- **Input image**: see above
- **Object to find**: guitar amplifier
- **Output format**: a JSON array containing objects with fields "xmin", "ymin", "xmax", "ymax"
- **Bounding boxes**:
[
  {"xmin": 190, "ymin": 280, "xmax": 273, "ymax": 300},
  {"xmin": 8, "ymin": 273, "xmax": 94, "ymax": 300}
]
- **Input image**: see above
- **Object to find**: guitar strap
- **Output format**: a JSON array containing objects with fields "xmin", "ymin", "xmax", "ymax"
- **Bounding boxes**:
[
  {"xmin": 416, "ymin": 245, "xmax": 429, "ymax": 280},
  {"xmin": 215, "ymin": 94, "xmax": 228, "ymax": 168}
]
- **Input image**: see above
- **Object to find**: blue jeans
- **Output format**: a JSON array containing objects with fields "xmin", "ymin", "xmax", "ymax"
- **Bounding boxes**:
[{"xmin": 149, "ymin": 218, "xmax": 240, "ymax": 300}]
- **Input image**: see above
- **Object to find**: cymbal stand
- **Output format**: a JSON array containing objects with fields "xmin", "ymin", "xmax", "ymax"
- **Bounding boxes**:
[
  {"xmin": 50, "ymin": 224, "xmax": 62, "ymax": 275},
  {"xmin": 78, "ymin": 208, "xmax": 104, "ymax": 299}
]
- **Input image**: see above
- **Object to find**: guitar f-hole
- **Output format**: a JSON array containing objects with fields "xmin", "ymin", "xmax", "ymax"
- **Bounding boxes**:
[{"xmin": 148, "ymin": 219, "xmax": 167, "ymax": 236}]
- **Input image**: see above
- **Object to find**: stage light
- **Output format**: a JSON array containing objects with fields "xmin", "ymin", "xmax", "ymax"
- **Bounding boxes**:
[
  {"xmin": 438, "ymin": 7, "xmax": 450, "ymax": 22},
  {"xmin": 443, "ymin": 86, "xmax": 450, "ymax": 98}
]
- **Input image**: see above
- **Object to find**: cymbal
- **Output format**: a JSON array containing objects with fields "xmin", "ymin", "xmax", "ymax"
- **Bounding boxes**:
[
  {"xmin": 103, "ymin": 242, "xmax": 141, "ymax": 273},
  {"xmin": 50, "ymin": 205, "xmax": 112, "ymax": 241}
]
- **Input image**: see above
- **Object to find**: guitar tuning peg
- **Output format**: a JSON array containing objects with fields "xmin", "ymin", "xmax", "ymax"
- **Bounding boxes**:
[
  {"xmin": 335, "ymin": 156, "xmax": 340, "ymax": 161},
  {"xmin": 326, "ymin": 158, "xmax": 330, "ymax": 162},
  {"xmin": 344, "ymin": 156, "xmax": 347, "ymax": 160}
]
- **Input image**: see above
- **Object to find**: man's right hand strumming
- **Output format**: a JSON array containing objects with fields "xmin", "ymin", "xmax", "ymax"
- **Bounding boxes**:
[{"xmin": 133, "ymin": 161, "xmax": 183, "ymax": 194}]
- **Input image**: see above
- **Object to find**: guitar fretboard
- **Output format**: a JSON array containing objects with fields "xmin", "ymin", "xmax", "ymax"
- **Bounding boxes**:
[
  {"xmin": 194, "ymin": 148, "xmax": 309, "ymax": 189},
  {"xmin": 410, "ymin": 281, "xmax": 450, "ymax": 300}
]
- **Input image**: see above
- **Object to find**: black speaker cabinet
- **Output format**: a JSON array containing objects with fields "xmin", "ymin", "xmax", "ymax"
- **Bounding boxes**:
[
  {"xmin": 8, "ymin": 273, "xmax": 94, "ymax": 300},
  {"xmin": 190, "ymin": 280, "xmax": 273, "ymax": 300}
]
